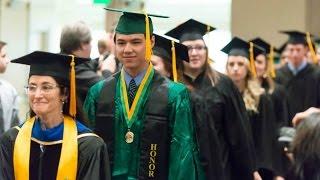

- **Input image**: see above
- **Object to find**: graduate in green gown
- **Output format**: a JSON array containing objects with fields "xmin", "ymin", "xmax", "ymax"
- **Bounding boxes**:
[{"xmin": 84, "ymin": 8, "xmax": 202, "ymax": 180}]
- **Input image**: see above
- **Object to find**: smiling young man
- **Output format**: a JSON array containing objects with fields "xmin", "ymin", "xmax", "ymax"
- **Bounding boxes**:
[{"xmin": 84, "ymin": 9, "xmax": 202, "ymax": 179}]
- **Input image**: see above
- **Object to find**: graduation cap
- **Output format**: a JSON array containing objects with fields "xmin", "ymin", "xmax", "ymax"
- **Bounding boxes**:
[
  {"xmin": 153, "ymin": 34, "xmax": 189, "ymax": 82},
  {"xmin": 250, "ymin": 37, "xmax": 277, "ymax": 77},
  {"xmin": 249, "ymin": 38, "xmax": 272, "ymax": 54},
  {"xmin": 277, "ymin": 42, "xmax": 287, "ymax": 54},
  {"xmin": 104, "ymin": 8, "xmax": 169, "ymax": 62},
  {"xmin": 11, "ymin": 51, "xmax": 89, "ymax": 117},
  {"xmin": 221, "ymin": 37, "xmax": 265, "ymax": 77},
  {"xmin": 281, "ymin": 30, "xmax": 319, "ymax": 64},
  {"xmin": 280, "ymin": 30, "xmax": 312, "ymax": 45},
  {"xmin": 165, "ymin": 18, "xmax": 215, "ymax": 42}
]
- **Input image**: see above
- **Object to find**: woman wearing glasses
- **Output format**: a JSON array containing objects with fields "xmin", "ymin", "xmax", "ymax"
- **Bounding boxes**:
[
  {"xmin": 165, "ymin": 19, "xmax": 258, "ymax": 180},
  {"xmin": 0, "ymin": 51, "xmax": 110, "ymax": 180}
]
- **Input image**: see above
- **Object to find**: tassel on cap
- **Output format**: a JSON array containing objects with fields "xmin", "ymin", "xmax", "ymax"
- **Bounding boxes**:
[
  {"xmin": 171, "ymin": 40, "xmax": 178, "ymax": 82},
  {"xmin": 269, "ymin": 45, "xmax": 276, "ymax": 78},
  {"xmin": 206, "ymin": 25, "xmax": 212, "ymax": 64},
  {"xmin": 249, "ymin": 42, "xmax": 257, "ymax": 78},
  {"xmin": 69, "ymin": 55, "xmax": 76, "ymax": 118},
  {"xmin": 306, "ymin": 32, "xmax": 318, "ymax": 64},
  {"xmin": 144, "ymin": 12, "xmax": 152, "ymax": 62}
]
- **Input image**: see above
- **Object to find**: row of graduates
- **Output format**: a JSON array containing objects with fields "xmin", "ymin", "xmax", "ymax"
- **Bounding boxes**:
[
  {"xmin": 147, "ymin": 20, "xmax": 290, "ymax": 179},
  {"xmin": 1, "ymin": 7, "xmax": 319, "ymax": 180},
  {"xmin": 151, "ymin": 18, "xmax": 320, "ymax": 179},
  {"xmin": 83, "ymin": 10, "xmax": 295, "ymax": 179}
]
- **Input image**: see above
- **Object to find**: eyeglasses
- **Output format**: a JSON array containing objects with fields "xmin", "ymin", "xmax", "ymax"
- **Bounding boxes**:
[
  {"xmin": 187, "ymin": 46, "xmax": 207, "ymax": 52},
  {"xmin": 24, "ymin": 84, "xmax": 60, "ymax": 94}
]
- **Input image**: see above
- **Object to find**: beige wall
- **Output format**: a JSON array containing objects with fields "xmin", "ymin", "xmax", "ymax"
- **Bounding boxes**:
[
  {"xmin": 231, "ymin": 0, "xmax": 319, "ymax": 47},
  {"xmin": 306, "ymin": 0, "xmax": 320, "ymax": 36}
]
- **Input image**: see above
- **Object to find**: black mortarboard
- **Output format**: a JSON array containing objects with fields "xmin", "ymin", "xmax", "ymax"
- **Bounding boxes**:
[
  {"xmin": 277, "ymin": 42, "xmax": 287, "ymax": 54},
  {"xmin": 221, "ymin": 37, "xmax": 265, "ymax": 59},
  {"xmin": 153, "ymin": 34, "xmax": 189, "ymax": 62},
  {"xmin": 250, "ymin": 37, "xmax": 277, "ymax": 78},
  {"xmin": 11, "ymin": 51, "xmax": 89, "ymax": 117},
  {"xmin": 279, "ymin": 30, "xmax": 314, "ymax": 45},
  {"xmin": 165, "ymin": 19, "xmax": 215, "ymax": 42},
  {"xmin": 11, "ymin": 51, "xmax": 88, "ymax": 81},
  {"xmin": 153, "ymin": 34, "xmax": 189, "ymax": 82},
  {"xmin": 221, "ymin": 37, "xmax": 265, "ymax": 77},
  {"xmin": 249, "ymin": 37, "xmax": 275, "ymax": 54}
]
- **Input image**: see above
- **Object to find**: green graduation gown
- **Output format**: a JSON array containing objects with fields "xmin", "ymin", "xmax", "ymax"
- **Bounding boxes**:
[{"xmin": 84, "ymin": 69, "xmax": 202, "ymax": 180}]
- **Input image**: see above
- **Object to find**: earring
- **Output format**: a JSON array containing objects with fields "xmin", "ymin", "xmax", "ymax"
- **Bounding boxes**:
[{"xmin": 61, "ymin": 99, "xmax": 65, "ymax": 113}]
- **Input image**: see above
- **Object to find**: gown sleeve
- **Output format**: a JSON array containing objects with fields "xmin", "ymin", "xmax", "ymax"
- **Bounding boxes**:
[
  {"xmin": 83, "ymin": 80, "xmax": 105, "ymax": 128},
  {"xmin": 191, "ymin": 90, "xmax": 225, "ymax": 180},
  {"xmin": 272, "ymin": 84, "xmax": 289, "ymax": 129},
  {"xmin": 219, "ymin": 77, "xmax": 256, "ymax": 180},
  {"xmin": 76, "ymin": 60, "xmax": 105, "ymax": 104},
  {"xmin": 0, "ymin": 128, "xmax": 18, "ymax": 180},
  {"xmin": 251, "ymin": 94, "xmax": 278, "ymax": 171},
  {"xmin": 167, "ymin": 84, "xmax": 205, "ymax": 180},
  {"xmin": 77, "ymin": 135, "xmax": 111, "ymax": 180}
]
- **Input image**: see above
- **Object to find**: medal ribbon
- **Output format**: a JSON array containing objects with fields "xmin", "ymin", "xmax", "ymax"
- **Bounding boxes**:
[
  {"xmin": 119, "ymin": 63, "xmax": 154, "ymax": 128},
  {"xmin": 14, "ymin": 115, "xmax": 78, "ymax": 180}
]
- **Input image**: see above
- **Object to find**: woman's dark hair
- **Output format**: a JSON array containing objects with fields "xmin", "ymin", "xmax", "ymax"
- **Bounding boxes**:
[
  {"xmin": 29, "ymin": 76, "xmax": 90, "ymax": 126},
  {"xmin": 153, "ymin": 47, "xmax": 173, "ymax": 77},
  {"xmin": 289, "ymin": 112, "xmax": 320, "ymax": 180},
  {"xmin": 152, "ymin": 46, "xmax": 185, "ymax": 81}
]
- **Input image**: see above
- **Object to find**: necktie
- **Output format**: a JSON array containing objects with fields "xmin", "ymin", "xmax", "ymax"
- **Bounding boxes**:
[{"xmin": 128, "ymin": 79, "xmax": 137, "ymax": 107}]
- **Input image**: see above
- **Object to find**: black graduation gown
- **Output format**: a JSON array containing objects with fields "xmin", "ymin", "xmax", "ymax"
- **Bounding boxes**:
[
  {"xmin": 190, "ymin": 90, "xmax": 224, "ymax": 180},
  {"xmin": 261, "ymin": 79, "xmax": 290, "ymax": 176},
  {"xmin": 275, "ymin": 64, "xmax": 320, "ymax": 123},
  {"xmin": 246, "ymin": 94, "xmax": 278, "ymax": 178},
  {"xmin": 261, "ymin": 79, "xmax": 289, "ymax": 129},
  {"xmin": 76, "ymin": 59, "xmax": 106, "ymax": 105},
  {"xmin": 76, "ymin": 57, "xmax": 122, "ymax": 105},
  {"xmin": 0, "ymin": 127, "xmax": 111, "ymax": 180},
  {"xmin": 185, "ymin": 71, "xmax": 256, "ymax": 180}
]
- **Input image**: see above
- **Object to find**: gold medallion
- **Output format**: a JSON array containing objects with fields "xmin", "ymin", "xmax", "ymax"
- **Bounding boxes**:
[{"xmin": 125, "ymin": 131, "xmax": 134, "ymax": 143}]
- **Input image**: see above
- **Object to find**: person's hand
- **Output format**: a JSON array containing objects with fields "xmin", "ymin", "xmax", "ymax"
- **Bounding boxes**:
[
  {"xmin": 100, "ymin": 54, "xmax": 116, "ymax": 74},
  {"xmin": 274, "ymin": 176, "xmax": 285, "ymax": 180},
  {"xmin": 253, "ymin": 171, "xmax": 262, "ymax": 180},
  {"xmin": 292, "ymin": 107, "xmax": 320, "ymax": 127}
]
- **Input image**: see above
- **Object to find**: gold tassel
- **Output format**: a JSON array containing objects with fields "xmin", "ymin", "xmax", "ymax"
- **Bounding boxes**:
[
  {"xmin": 206, "ymin": 25, "xmax": 211, "ymax": 64},
  {"xmin": 249, "ymin": 42, "xmax": 257, "ymax": 78},
  {"xmin": 69, "ymin": 55, "xmax": 76, "ymax": 118},
  {"xmin": 171, "ymin": 40, "xmax": 178, "ymax": 82},
  {"xmin": 269, "ymin": 45, "xmax": 276, "ymax": 78},
  {"xmin": 306, "ymin": 32, "xmax": 318, "ymax": 64},
  {"xmin": 144, "ymin": 12, "xmax": 152, "ymax": 62}
]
